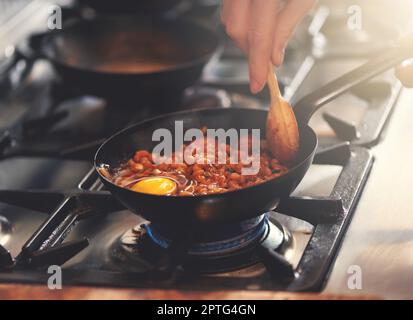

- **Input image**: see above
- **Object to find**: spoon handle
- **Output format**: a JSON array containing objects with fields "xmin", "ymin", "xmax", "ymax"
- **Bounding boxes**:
[{"xmin": 267, "ymin": 63, "xmax": 281, "ymax": 99}]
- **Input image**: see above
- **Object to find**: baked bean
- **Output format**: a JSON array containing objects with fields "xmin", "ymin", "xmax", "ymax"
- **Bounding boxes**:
[
  {"xmin": 229, "ymin": 172, "xmax": 241, "ymax": 181},
  {"xmin": 134, "ymin": 150, "xmax": 152, "ymax": 162}
]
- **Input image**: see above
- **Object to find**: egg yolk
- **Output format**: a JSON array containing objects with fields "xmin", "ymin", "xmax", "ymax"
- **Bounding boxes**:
[{"xmin": 131, "ymin": 177, "xmax": 177, "ymax": 195}]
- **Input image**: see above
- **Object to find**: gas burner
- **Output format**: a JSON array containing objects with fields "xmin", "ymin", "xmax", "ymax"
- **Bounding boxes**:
[
  {"xmin": 109, "ymin": 215, "xmax": 294, "ymax": 274},
  {"xmin": 202, "ymin": 59, "xmax": 284, "ymax": 102},
  {"xmin": 203, "ymin": 60, "xmax": 250, "ymax": 88},
  {"xmin": 181, "ymin": 86, "xmax": 232, "ymax": 110}
]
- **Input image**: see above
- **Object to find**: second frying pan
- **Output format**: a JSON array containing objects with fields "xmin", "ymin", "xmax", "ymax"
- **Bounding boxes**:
[
  {"xmin": 5, "ymin": 16, "xmax": 219, "ymax": 101},
  {"xmin": 95, "ymin": 37, "xmax": 413, "ymax": 226},
  {"xmin": 79, "ymin": 0, "xmax": 183, "ymax": 14}
]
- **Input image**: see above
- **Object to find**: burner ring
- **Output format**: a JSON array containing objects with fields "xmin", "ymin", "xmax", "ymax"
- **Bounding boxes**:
[
  {"xmin": 109, "ymin": 214, "xmax": 294, "ymax": 274},
  {"xmin": 144, "ymin": 215, "xmax": 269, "ymax": 256}
]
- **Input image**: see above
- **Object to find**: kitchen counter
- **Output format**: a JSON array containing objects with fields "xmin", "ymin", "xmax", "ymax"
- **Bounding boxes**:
[
  {"xmin": 325, "ymin": 87, "xmax": 413, "ymax": 299},
  {"xmin": 0, "ymin": 284, "xmax": 378, "ymax": 300}
]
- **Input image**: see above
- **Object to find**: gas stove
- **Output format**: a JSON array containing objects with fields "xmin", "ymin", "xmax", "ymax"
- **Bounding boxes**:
[
  {"xmin": 0, "ymin": 144, "xmax": 373, "ymax": 292},
  {"xmin": 0, "ymin": 1, "xmax": 405, "ymax": 294}
]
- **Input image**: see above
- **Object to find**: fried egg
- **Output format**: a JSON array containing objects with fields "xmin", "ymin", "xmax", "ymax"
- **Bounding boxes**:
[{"xmin": 131, "ymin": 177, "xmax": 177, "ymax": 196}]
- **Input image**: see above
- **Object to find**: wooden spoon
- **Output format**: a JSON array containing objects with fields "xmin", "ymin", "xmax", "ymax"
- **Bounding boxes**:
[{"xmin": 266, "ymin": 63, "xmax": 300, "ymax": 164}]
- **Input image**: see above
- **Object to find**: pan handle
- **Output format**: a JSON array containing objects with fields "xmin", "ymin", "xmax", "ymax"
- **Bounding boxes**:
[{"xmin": 294, "ymin": 35, "xmax": 413, "ymax": 124}]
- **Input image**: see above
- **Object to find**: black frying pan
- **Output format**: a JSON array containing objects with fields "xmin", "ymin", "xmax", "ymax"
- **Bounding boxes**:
[
  {"xmin": 3, "ymin": 16, "xmax": 219, "ymax": 101},
  {"xmin": 95, "ymin": 40, "xmax": 413, "ymax": 226},
  {"xmin": 79, "ymin": 0, "xmax": 183, "ymax": 14}
]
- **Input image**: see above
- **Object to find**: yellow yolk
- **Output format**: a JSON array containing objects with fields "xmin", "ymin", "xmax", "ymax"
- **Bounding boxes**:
[{"xmin": 131, "ymin": 177, "xmax": 177, "ymax": 195}]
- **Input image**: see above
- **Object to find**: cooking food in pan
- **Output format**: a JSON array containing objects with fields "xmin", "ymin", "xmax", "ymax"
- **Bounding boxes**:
[
  {"xmin": 95, "ymin": 36, "xmax": 413, "ymax": 224},
  {"xmin": 102, "ymin": 128, "xmax": 288, "ymax": 196},
  {"xmin": 103, "ymin": 65, "xmax": 301, "ymax": 198}
]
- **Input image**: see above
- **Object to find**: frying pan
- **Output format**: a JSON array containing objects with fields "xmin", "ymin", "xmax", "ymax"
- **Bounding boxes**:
[
  {"xmin": 2, "ymin": 16, "xmax": 219, "ymax": 101},
  {"xmin": 95, "ymin": 39, "xmax": 413, "ymax": 227},
  {"xmin": 79, "ymin": 0, "xmax": 183, "ymax": 14}
]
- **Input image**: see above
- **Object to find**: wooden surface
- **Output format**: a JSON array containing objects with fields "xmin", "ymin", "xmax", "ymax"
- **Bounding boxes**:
[
  {"xmin": 324, "ymin": 88, "xmax": 413, "ymax": 299},
  {"xmin": 0, "ymin": 284, "xmax": 379, "ymax": 300}
]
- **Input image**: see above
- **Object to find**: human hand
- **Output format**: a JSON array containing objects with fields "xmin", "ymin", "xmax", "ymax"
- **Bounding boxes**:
[{"xmin": 221, "ymin": 0, "xmax": 315, "ymax": 94}]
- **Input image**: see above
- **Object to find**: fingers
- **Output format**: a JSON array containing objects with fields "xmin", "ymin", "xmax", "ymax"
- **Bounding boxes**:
[
  {"xmin": 221, "ymin": 0, "xmax": 251, "ymax": 53},
  {"xmin": 248, "ymin": 0, "xmax": 281, "ymax": 94},
  {"xmin": 221, "ymin": 0, "xmax": 314, "ymax": 94},
  {"xmin": 272, "ymin": 0, "xmax": 315, "ymax": 66}
]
